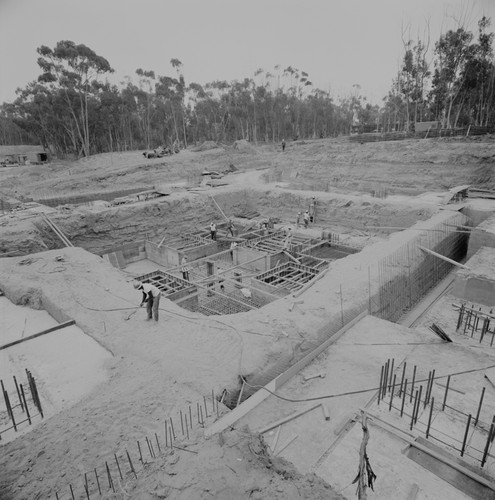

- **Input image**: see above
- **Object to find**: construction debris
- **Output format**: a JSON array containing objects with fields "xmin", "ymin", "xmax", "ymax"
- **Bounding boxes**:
[{"xmin": 429, "ymin": 324, "xmax": 453, "ymax": 342}]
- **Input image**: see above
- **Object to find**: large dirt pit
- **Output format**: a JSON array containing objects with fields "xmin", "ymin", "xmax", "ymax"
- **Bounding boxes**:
[{"xmin": 1, "ymin": 136, "xmax": 495, "ymax": 499}]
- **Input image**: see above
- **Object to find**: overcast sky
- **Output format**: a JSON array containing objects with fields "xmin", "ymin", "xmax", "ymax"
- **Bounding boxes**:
[{"xmin": 0, "ymin": 0, "xmax": 493, "ymax": 106}]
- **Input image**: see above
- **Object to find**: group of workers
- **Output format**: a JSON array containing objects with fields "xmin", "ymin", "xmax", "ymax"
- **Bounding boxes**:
[
  {"xmin": 296, "ymin": 197, "xmax": 317, "ymax": 228},
  {"xmin": 131, "ymin": 201, "xmax": 318, "ymax": 323},
  {"xmin": 132, "ymin": 218, "xmax": 239, "ymax": 322}
]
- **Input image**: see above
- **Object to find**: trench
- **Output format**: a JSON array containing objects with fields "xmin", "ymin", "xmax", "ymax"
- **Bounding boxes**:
[
  {"xmin": 222, "ymin": 213, "xmax": 471, "ymax": 409},
  {"xmin": 1, "ymin": 189, "xmax": 473, "ymax": 411}
]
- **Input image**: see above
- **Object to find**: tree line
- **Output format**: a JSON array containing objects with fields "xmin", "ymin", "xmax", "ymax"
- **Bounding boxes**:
[{"xmin": 0, "ymin": 16, "xmax": 494, "ymax": 157}]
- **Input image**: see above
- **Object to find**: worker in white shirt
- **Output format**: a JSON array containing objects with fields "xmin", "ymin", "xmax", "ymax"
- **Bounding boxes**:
[
  {"xmin": 210, "ymin": 221, "xmax": 217, "ymax": 240},
  {"xmin": 230, "ymin": 240, "xmax": 238, "ymax": 261},
  {"xmin": 181, "ymin": 255, "xmax": 190, "ymax": 281},
  {"xmin": 133, "ymin": 281, "xmax": 161, "ymax": 321}
]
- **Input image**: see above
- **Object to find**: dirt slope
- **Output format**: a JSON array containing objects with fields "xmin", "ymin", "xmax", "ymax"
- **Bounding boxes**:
[{"xmin": 0, "ymin": 135, "xmax": 494, "ymax": 203}]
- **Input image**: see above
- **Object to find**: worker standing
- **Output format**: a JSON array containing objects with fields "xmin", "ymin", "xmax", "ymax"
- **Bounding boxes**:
[
  {"xmin": 210, "ymin": 221, "xmax": 217, "ymax": 241},
  {"xmin": 230, "ymin": 240, "xmax": 237, "ymax": 261},
  {"xmin": 296, "ymin": 211, "xmax": 301, "ymax": 227},
  {"xmin": 282, "ymin": 138, "xmax": 286, "ymax": 151},
  {"xmin": 181, "ymin": 255, "xmax": 190, "ymax": 281},
  {"xmin": 283, "ymin": 227, "xmax": 293, "ymax": 250},
  {"xmin": 227, "ymin": 219, "xmax": 235, "ymax": 237},
  {"xmin": 303, "ymin": 210, "xmax": 310, "ymax": 228},
  {"xmin": 133, "ymin": 281, "xmax": 161, "ymax": 321}
]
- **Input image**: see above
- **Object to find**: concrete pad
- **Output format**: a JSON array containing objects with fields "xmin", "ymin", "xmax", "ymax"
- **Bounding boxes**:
[
  {"xmin": 0, "ymin": 300, "xmax": 112, "ymax": 443},
  {"xmin": 238, "ymin": 314, "xmax": 495, "ymax": 498}
]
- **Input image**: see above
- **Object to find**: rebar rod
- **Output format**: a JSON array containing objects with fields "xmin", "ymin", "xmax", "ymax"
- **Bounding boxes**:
[
  {"xmin": 461, "ymin": 414, "xmax": 472, "ymax": 457},
  {"xmin": 475, "ymin": 387, "xmax": 486, "ymax": 426},
  {"xmin": 442, "ymin": 375, "xmax": 451, "ymax": 411},
  {"xmin": 426, "ymin": 398, "xmax": 435, "ymax": 439}
]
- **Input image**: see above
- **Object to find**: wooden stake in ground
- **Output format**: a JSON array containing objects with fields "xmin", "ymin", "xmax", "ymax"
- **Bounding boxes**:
[{"xmin": 352, "ymin": 411, "xmax": 377, "ymax": 500}]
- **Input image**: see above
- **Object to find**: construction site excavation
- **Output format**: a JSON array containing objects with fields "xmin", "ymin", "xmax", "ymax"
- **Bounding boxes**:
[{"xmin": 2, "ymin": 136, "xmax": 495, "ymax": 499}]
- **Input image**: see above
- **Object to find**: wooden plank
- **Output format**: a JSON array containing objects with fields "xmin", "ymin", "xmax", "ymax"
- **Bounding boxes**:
[
  {"xmin": 418, "ymin": 246, "xmax": 469, "ymax": 269},
  {"xmin": 204, "ymin": 378, "xmax": 277, "ymax": 438},
  {"xmin": 0, "ymin": 320, "xmax": 76, "ymax": 351}
]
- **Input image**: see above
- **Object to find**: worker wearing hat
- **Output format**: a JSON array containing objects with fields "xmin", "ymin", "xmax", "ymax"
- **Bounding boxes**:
[{"xmin": 133, "ymin": 281, "xmax": 161, "ymax": 321}]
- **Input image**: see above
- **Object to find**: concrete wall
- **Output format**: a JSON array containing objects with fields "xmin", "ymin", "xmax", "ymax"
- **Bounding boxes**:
[
  {"xmin": 452, "ymin": 247, "xmax": 495, "ymax": 307},
  {"xmin": 146, "ymin": 240, "xmax": 219, "ymax": 268},
  {"xmin": 145, "ymin": 241, "xmax": 177, "ymax": 267},
  {"xmin": 183, "ymin": 241, "xmax": 218, "ymax": 261},
  {"xmin": 466, "ymin": 213, "xmax": 495, "ymax": 260},
  {"xmin": 236, "ymin": 247, "xmax": 270, "ymax": 273},
  {"xmin": 101, "ymin": 241, "xmax": 146, "ymax": 269}
]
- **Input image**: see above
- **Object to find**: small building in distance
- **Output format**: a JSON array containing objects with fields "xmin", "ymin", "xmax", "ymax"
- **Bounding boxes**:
[{"xmin": 0, "ymin": 145, "xmax": 51, "ymax": 166}]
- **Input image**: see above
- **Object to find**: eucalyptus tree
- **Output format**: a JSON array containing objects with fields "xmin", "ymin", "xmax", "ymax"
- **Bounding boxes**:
[
  {"xmin": 458, "ymin": 17, "xmax": 495, "ymax": 126},
  {"xmin": 170, "ymin": 58, "xmax": 188, "ymax": 148},
  {"xmin": 430, "ymin": 27, "xmax": 473, "ymax": 127},
  {"xmin": 36, "ymin": 40, "xmax": 114, "ymax": 156},
  {"xmin": 135, "ymin": 69, "xmax": 156, "ymax": 149}
]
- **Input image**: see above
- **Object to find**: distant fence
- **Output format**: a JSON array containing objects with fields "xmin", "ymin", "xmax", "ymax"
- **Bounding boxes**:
[{"xmin": 349, "ymin": 126, "xmax": 495, "ymax": 143}]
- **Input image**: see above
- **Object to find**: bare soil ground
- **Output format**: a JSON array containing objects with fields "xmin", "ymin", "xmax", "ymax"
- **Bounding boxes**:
[
  {"xmin": 0, "ymin": 135, "xmax": 494, "ymax": 202},
  {"xmin": 0, "ymin": 135, "xmax": 494, "ymax": 499}
]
